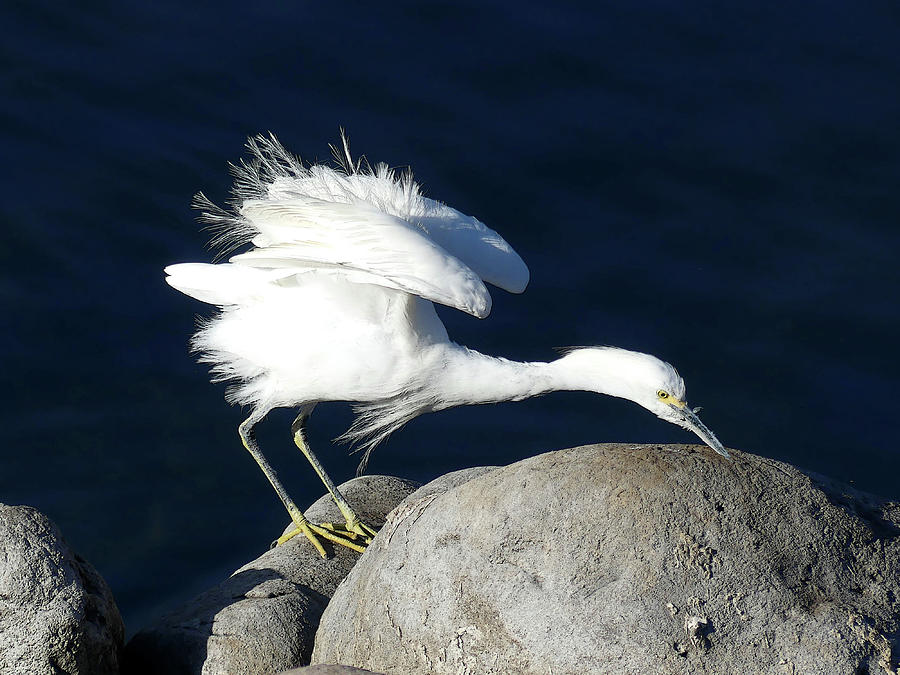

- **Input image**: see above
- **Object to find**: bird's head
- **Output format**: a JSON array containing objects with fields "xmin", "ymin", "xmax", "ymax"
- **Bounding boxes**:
[{"xmin": 556, "ymin": 347, "xmax": 730, "ymax": 458}]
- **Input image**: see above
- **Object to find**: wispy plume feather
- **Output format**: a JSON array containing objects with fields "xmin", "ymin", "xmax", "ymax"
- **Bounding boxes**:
[{"xmin": 193, "ymin": 131, "xmax": 426, "ymax": 259}]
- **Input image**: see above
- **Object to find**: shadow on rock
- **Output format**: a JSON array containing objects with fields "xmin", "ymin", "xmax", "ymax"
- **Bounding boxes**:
[
  {"xmin": 123, "ymin": 475, "xmax": 419, "ymax": 674},
  {"xmin": 123, "ymin": 566, "xmax": 328, "ymax": 675}
]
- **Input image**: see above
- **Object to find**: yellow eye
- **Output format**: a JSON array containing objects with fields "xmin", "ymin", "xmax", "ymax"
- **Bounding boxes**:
[{"xmin": 657, "ymin": 390, "xmax": 669, "ymax": 400}]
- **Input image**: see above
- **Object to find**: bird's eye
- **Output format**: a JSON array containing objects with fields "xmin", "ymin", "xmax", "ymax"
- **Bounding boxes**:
[{"xmin": 657, "ymin": 390, "xmax": 669, "ymax": 400}]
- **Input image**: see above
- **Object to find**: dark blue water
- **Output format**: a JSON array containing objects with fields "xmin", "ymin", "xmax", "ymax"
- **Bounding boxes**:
[{"xmin": 2, "ymin": 1, "xmax": 898, "ymax": 634}]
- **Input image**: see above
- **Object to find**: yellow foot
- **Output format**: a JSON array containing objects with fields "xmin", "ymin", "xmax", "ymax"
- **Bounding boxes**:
[
  {"xmin": 319, "ymin": 517, "xmax": 378, "ymax": 544},
  {"xmin": 274, "ymin": 517, "xmax": 378, "ymax": 556},
  {"xmin": 312, "ymin": 517, "xmax": 379, "ymax": 553}
]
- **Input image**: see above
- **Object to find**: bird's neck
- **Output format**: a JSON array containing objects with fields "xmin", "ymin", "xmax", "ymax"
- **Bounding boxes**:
[
  {"xmin": 427, "ymin": 347, "xmax": 552, "ymax": 410},
  {"xmin": 428, "ymin": 346, "xmax": 626, "ymax": 410}
]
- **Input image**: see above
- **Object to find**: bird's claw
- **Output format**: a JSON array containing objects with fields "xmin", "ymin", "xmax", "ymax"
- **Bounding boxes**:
[
  {"xmin": 319, "ymin": 518, "xmax": 378, "ymax": 543},
  {"xmin": 274, "ymin": 518, "xmax": 378, "ymax": 557}
]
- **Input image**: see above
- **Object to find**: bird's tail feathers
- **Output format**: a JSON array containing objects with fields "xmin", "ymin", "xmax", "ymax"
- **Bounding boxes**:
[{"xmin": 189, "ymin": 317, "xmax": 272, "ymax": 408}]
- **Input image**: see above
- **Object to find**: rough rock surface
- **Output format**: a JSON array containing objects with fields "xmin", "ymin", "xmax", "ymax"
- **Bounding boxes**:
[
  {"xmin": 313, "ymin": 444, "xmax": 900, "ymax": 674},
  {"xmin": 278, "ymin": 666, "xmax": 381, "ymax": 674},
  {"xmin": 400, "ymin": 465, "xmax": 498, "ymax": 503},
  {"xmin": 123, "ymin": 475, "xmax": 418, "ymax": 675},
  {"xmin": 0, "ymin": 503, "xmax": 124, "ymax": 675}
]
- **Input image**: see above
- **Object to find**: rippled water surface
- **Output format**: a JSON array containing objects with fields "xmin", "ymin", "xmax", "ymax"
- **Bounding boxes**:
[{"xmin": 2, "ymin": 1, "xmax": 899, "ymax": 632}]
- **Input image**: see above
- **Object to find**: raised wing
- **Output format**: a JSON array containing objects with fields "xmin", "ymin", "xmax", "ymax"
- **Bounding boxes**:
[
  {"xmin": 229, "ymin": 198, "xmax": 492, "ymax": 318},
  {"xmin": 259, "ymin": 172, "xmax": 530, "ymax": 296},
  {"xmin": 418, "ymin": 198, "xmax": 529, "ymax": 294},
  {"xmin": 164, "ymin": 262, "xmax": 292, "ymax": 306}
]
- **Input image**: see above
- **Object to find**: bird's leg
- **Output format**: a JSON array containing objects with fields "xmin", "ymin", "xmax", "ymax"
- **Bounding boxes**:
[
  {"xmin": 291, "ymin": 411, "xmax": 379, "ymax": 544},
  {"xmin": 238, "ymin": 414, "xmax": 366, "ymax": 557}
]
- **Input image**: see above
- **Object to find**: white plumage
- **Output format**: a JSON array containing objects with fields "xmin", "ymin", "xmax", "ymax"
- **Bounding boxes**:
[{"xmin": 165, "ymin": 133, "xmax": 728, "ymax": 555}]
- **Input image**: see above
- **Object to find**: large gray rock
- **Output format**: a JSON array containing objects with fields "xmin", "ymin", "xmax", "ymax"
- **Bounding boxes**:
[
  {"xmin": 0, "ymin": 503, "xmax": 124, "ymax": 675},
  {"xmin": 123, "ymin": 475, "xmax": 419, "ymax": 675},
  {"xmin": 278, "ymin": 666, "xmax": 381, "ymax": 674},
  {"xmin": 313, "ymin": 444, "xmax": 900, "ymax": 674}
]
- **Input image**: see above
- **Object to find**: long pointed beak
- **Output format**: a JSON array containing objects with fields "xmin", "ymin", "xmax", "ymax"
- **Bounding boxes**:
[{"xmin": 671, "ymin": 404, "xmax": 730, "ymax": 459}]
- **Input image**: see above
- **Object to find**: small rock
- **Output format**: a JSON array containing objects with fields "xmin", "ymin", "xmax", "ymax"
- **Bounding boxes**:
[
  {"xmin": 683, "ymin": 615, "xmax": 709, "ymax": 651},
  {"xmin": 312, "ymin": 444, "xmax": 900, "ymax": 674},
  {"xmin": 0, "ymin": 503, "xmax": 124, "ymax": 675},
  {"xmin": 123, "ymin": 475, "xmax": 418, "ymax": 675}
]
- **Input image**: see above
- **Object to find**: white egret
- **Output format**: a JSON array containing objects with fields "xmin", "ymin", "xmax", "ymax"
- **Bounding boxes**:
[{"xmin": 165, "ymin": 133, "xmax": 729, "ymax": 557}]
